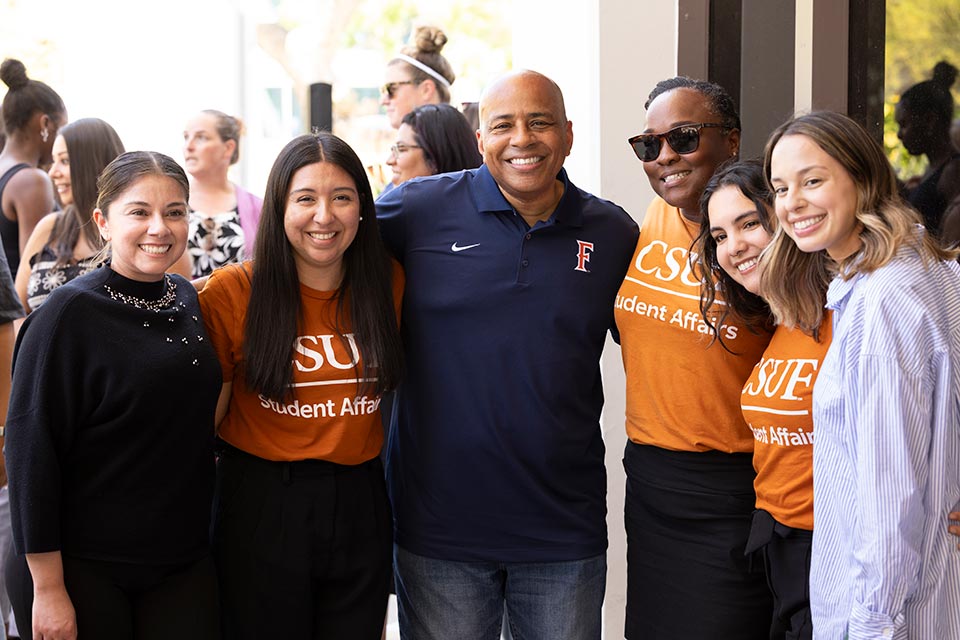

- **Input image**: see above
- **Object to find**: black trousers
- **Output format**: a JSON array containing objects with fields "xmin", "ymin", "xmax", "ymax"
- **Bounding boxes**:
[
  {"xmin": 746, "ymin": 510, "xmax": 813, "ymax": 640},
  {"xmin": 623, "ymin": 441, "xmax": 772, "ymax": 640},
  {"xmin": 213, "ymin": 443, "xmax": 392, "ymax": 640},
  {"xmin": 6, "ymin": 550, "xmax": 219, "ymax": 640}
]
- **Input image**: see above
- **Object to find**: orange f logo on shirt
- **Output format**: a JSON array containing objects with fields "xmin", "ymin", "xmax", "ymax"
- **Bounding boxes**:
[{"xmin": 575, "ymin": 240, "xmax": 594, "ymax": 272}]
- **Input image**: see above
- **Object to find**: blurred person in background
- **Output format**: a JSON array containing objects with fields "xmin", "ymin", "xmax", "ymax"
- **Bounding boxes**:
[
  {"xmin": 182, "ymin": 109, "xmax": 262, "ymax": 278},
  {"xmin": 0, "ymin": 59, "xmax": 67, "ymax": 275},
  {"xmin": 384, "ymin": 103, "xmax": 480, "ymax": 188},
  {"xmin": 13, "ymin": 118, "xmax": 125, "ymax": 313},
  {"xmin": 380, "ymin": 25, "xmax": 457, "ymax": 131},
  {"xmin": 895, "ymin": 61, "xmax": 960, "ymax": 238}
]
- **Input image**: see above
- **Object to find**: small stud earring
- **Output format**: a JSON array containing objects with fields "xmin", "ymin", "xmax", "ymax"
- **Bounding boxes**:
[{"xmin": 41, "ymin": 129, "xmax": 49, "ymax": 143}]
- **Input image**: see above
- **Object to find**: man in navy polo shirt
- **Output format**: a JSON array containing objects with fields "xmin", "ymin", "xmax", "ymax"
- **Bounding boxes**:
[{"xmin": 376, "ymin": 69, "xmax": 639, "ymax": 640}]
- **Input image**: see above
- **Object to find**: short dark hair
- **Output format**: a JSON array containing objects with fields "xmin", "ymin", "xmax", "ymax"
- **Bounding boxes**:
[
  {"xmin": 645, "ymin": 76, "xmax": 741, "ymax": 132},
  {"xmin": 245, "ymin": 133, "xmax": 404, "ymax": 400},
  {"xmin": 0, "ymin": 58, "xmax": 66, "ymax": 134},
  {"xmin": 400, "ymin": 103, "xmax": 481, "ymax": 175},
  {"xmin": 50, "ymin": 118, "xmax": 125, "ymax": 267}
]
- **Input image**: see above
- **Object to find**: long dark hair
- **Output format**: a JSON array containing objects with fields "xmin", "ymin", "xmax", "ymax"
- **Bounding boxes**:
[
  {"xmin": 245, "ymin": 133, "xmax": 403, "ymax": 401},
  {"xmin": 693, "ymin": 159, "xmax": 775, "ymax": 350},
  {"xmin": 51, "ymin": 118, "xmax": 125, "ymax": 267},
  {"xmin": 401, "ymin": 103, "xmax": 481, "ymax": 175}
]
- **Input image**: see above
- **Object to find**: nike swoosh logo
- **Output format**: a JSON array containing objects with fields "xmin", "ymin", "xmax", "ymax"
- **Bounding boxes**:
[{"xmin": 451, "ymin": 242, "xmax": 481, "ymax": 252}]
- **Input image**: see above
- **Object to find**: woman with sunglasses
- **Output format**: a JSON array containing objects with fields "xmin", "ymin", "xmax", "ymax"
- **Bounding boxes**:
[
  {"xmin": 380, "ymin": 25, "xmax": 456, "ymax": 131},
  {"xmin": 614, "ymin": 77, "xmax": 773, "ymax": 639},
  {"xmin": 384, "ymin": 103, "xmax": 481, "ymax": 187}
]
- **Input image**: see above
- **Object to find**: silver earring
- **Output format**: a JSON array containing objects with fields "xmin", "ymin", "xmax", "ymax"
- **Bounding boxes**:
[
  {"xmin": 359, "ymin": 216, "xmax": 364, "ymax": 221},
  {"xmin": 41, "ymin": 129, "xmax": 49, "ymax": 143}
]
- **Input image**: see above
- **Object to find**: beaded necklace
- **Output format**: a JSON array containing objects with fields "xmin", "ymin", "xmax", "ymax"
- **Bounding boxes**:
[{"xmin": 103, "ymin": 274, "xmax": 178, "ymax": 312}]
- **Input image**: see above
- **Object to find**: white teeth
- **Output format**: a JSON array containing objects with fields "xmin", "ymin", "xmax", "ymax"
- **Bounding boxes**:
[
  {"xmin": 509, "ymin": 157, "xmax": 541, "ymax": 165},
  {"xmin": 663, "ymin": 171, "xmax": 690, "ymax": 184},
  {"xmin": 309, "ymin": 232, "xmax": 336, "ymax": 240},
  {"xmin": 140, "ymin": 245, "xmax": 170, "ymax": 255},
  {"xmin": 736, "ymin": 257, "xmax": 758, "ymax": 272},
  {"xmin": 794, "ymin": 215, "xmax": 825, "ymax": 231}
]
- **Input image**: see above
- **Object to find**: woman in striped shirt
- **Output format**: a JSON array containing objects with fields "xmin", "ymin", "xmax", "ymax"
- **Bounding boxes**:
[{"xmin": 762, "ymin": 111, "xmax": 960, "ymax": 640}]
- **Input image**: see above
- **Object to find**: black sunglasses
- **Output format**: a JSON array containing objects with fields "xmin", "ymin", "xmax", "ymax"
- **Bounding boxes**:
[
  {"xmin": 380, "ymin": 81, "xmax": 416, "ymax": 98},
  {"xmin": 627, "ymin": 123, "xmax": 729, "ymax": 162}
]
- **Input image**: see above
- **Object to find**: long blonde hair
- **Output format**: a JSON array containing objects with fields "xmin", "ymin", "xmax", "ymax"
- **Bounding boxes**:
[{"xmin": 760, "ymin": 111, "xmax": 958, "ymax": 333}]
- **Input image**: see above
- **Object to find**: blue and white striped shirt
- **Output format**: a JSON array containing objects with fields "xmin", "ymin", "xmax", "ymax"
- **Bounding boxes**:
[{"xmin": 810, "ymin": 242, "xmax": 960, "ymax": 640}]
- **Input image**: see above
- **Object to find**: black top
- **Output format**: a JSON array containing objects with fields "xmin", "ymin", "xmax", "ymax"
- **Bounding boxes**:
[
  {"xmin": 4, "ymin": 265, "xmax": 221, "ymax": 564},
  {"xmin": 0, "ymin": 163, "xmax": 31, "ymax": 273},
  {"xmin": 907, "ymin": 153, "xmax": 960, "ymax": 236}
]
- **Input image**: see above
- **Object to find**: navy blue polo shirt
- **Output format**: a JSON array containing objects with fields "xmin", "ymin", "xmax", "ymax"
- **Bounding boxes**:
[{"xmin": 377, "ymin": 165, "xmax": 639, "ymax": 562}]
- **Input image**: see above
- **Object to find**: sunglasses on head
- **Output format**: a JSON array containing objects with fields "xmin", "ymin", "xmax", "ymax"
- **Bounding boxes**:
[
  {"xmin": 627, "ymin": 122, "xmax": 728, "ymax": 162},
  {"xmin": 380, "ymin": 81, "xmax": 416, "ymax": 98}
]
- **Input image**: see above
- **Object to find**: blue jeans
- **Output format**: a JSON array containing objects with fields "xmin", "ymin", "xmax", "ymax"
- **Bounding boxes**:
[{"xmin": 394, "ymin": 545, "xmax": 605, "ymax": 640}]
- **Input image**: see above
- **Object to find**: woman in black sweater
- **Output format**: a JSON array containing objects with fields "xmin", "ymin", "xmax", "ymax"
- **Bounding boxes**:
[{"xmin": 4, "ymin": 151, "xmax": 221, "ymax": 640}]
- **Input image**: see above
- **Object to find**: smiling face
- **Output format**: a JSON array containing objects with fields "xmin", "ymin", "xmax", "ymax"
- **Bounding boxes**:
[
  {"xmin": 94, "ymin": 175, "xmax": 189, "ymax": 282},
  {"xmin": 770, "ymin": 134, "xmax": 862, "ymax": 262},
  {"xmin": 48, "ymin": 134, "xmax": 72, "ymax": 206},
  {"xmin": 283, "ymin": 161, "xmax": 361, "ymax": 290},
  {"xmin": 707, "ymin": 185, "xmax": 774, "ymax": 295},
  {"xmin": 386, "ymin": 123, "xmax": 433, "ymax": 185},
  {"xmin": 182, "ymin": 112, "xmax": 234, "ymax": 179},
  {"xmin": 642, "ymin": 87, "xmax": 739, "ymax": 221},
  {"xmin": 478, "ymin": 72, "xmax": 573, "ymax": 218}
]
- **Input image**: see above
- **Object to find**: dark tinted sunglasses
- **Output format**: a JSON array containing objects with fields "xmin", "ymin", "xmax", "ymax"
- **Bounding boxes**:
[
  {"xmin": 380, "ymin": 81, "xmax": 416, "ymax": 98},
  {"xmin": 628, "ymin": 122, "xmax": 728, "ymax": 162}
]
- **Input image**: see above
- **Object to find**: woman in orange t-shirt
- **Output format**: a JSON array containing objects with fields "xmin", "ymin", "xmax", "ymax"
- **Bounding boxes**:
[
  {"xmin": 694, "ymin": 159, "xmax": 828, "ymax": 640},
  {"xmin": 198, "ymin": 132, "xmax": 404, "ymax": 639},
  {"xmin": 616, "ymin": 77, "xmax": 773, "ymax": 639}
]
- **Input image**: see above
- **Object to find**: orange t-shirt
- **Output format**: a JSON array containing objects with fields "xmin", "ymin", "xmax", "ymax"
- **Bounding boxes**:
[
  {"xmin": 199, "ymin": 261, "xmax": 404, "ymax": 464},
  {"xmin": 742, "ymin": 314, "xmax": 832, "ymax": 530},
  {"xmin": 614, "ymin": 198, "xmax": 771, "ymax": 453}
]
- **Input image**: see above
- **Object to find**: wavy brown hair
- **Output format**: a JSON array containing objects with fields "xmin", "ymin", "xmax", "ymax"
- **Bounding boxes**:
[{"xmin": 761, "ymin": 111, "xmax": 959, "ymax": 333}]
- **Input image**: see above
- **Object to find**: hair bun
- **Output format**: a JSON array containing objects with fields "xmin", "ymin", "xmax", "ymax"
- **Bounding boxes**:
[
  {"xmin": 413, "ymin": 25, "xmax": 448, "ymax": 54},
  {"xmin": 932, "ymin": 61, "xmax": 958, "ymax": 89},
  {"xmin": 0, "ymin": 58, "xmax": 30, "ymax": 91}
]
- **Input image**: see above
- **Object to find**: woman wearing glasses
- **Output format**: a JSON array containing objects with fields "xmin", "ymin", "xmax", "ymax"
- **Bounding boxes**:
[
  {"xmin": 384, "ymin": 103, "xmax": 481, "ymax": 187},
  {"xmin": 380, "ymin": 25, "xmax": 457, "ymax": 131},
  {"xmin": 614, "ymin": 77, "xmax": 773, "ymax": 639}
]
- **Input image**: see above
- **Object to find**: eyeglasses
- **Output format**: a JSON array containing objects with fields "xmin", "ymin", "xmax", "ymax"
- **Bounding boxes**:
[
  {"xmin": 627, "ymin": 123, "xmax": 729, "ymax": 162},
  {"xmin": 380, "ymin": 81, "xmax": 416, "ymax": 98},
  {"xmin": 390, "ymin": 143, "xmax": 422, "ymax": 157}
]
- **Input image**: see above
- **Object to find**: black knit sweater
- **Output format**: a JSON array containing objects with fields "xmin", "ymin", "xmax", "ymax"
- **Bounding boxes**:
[{"xmin": 5, "ymin": 265, "xmax": 221, "ymax": 564}]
